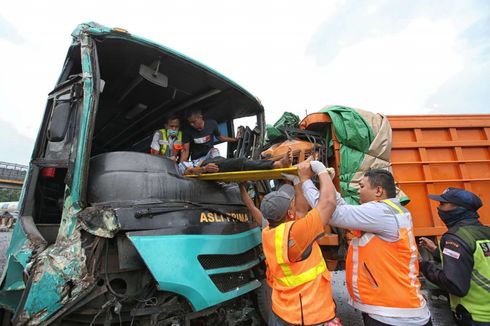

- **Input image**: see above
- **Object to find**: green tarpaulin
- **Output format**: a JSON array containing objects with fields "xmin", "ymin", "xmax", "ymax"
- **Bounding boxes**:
[
  {"xmin": 321, "ymin": 105, "xmax": 409, "ymax": 205},
  {"xmin": 321, "ymin": 106, "xmax": 374, "ymax": 204}
]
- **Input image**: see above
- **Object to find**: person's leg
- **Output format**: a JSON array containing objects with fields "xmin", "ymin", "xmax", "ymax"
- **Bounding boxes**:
[
  {"xmin": 361, "ymin": 313, "xmax": 392, "ymax": 326},
  {"xmin": 423, "ymin": 318, "xmax": 434, "ymax": 326},
  {"xmin": 242, "ymin": 159, "xmax": 274, "ymax": 171},
  {"xmin": 201, "ymin": 157, "xmax": 275, "ymax": 172},
  {"xmin": 241, "ymin": 147, "xmax": 293, "ymax": 171},
  {"xmin": 268, "ymin": 311, "xmax": 292, "ymax": 326},
  {"xmin": 271, "ymin": 147, "xmax": 293, "ymax": 169}
]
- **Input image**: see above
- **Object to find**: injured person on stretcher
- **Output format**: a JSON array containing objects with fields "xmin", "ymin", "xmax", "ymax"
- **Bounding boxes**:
[{"xmin": 181, "ymin": 148, "xmax": 293, "ymax": 176}]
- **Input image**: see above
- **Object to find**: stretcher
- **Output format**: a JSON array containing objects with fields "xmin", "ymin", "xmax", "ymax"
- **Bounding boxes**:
[{"xmin": 185, "ymin": 167, "xmax": 298, "ymax": 182}]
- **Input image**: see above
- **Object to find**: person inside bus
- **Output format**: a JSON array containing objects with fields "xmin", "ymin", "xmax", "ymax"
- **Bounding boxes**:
[
  {"xmin": 150, "ymin": 115, "xmax": 189, "ymax": 162},
  {"xmin": 183, "ymin": 108, "xmax": 238, "ymax": 165},
  {"xmin": 178, "ymin": 147, "xmax": 293, "ymax": 178}
]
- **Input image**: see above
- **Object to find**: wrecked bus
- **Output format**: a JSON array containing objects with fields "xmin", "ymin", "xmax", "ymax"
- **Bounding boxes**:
[{"xmin": 0, "ymin": 22, "xmax": 270, "ymax": 325}]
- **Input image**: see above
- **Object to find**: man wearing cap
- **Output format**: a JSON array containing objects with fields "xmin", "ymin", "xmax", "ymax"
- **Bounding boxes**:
[
  {"xmin": 303, "ymin": 168, "xmax": 432, "ymax": 326},
  {"xmin": 419, "ymin": 188, "xmax": 490, "ymax": 326},
  {"xmin": 260, "ymin": 160, "xmax": 341, "ymax": 325}
]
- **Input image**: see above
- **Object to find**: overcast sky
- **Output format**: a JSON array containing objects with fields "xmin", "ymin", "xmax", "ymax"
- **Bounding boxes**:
[{"xmin": 1, "ymin": 0, "xmax": 489, "ymax": 165}]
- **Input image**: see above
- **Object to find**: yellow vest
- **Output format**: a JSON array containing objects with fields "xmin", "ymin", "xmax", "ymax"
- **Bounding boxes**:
[
  {"xmin": 159, "ymin": 129, "xmax": 183, "ymax": 158},
  {"xmin": 262, "ymin": 221, "xmax": 336, "ymax": 324}
]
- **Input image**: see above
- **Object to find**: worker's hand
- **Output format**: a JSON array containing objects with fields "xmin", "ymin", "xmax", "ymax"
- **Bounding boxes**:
[
  {"xmin": 203, "ymin": 163, "xmax": 219, "ymax": 173},
  {"xmin": 282, "ymin": 173, "xmax": 300, "ymax": 185},
  {"xmin": 297, "ymin": 160, "xmax": 314, "ymax": 182},
  {"xmin": 326, "ymin": 167, "xmax": 335, "ymax": 180},
  {"xmin": 236, "ymin": 128, "xmax": 242, "ymax": 139},
  {"xmin": 238, "ymin": 182, "xmax": 247, "ymax": 191},
  {"xmin": 418, "ymin": 237, "xmax": 437, "ymax": 254},
  {"xmin": 310, "ymin": 160, "xmax": 327, "ymax": 175}
]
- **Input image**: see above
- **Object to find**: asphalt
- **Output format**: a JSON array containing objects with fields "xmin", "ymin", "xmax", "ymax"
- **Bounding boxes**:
[
  {"xmin": 0, "ymin": 231, "xmax": 457, "ymax": 325},
  {"xmin": 330, "ymin": 269, "xmax": 457, "ymax": 325}
]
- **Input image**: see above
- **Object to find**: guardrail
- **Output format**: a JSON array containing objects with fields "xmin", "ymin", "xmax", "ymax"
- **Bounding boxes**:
[{"xmin": 0, "ymin": 161, "xmax": 27, "ymax": 189}]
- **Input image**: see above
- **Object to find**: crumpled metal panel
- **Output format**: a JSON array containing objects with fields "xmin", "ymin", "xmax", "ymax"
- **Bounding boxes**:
[
  {"xmin": 78, "ymin": 207, "xmax": 120, "ymax": 238},
  {"xmin": 0, "ymin": 221, "xmax": 36, "ymax": 311},
  {"xmin": 16, "ymin": 195, "xmax": 92, "ymax": 325}
]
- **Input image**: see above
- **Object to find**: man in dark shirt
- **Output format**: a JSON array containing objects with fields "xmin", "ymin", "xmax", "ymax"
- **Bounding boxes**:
[
  {"xmin": 184, "ymin": 108, "xmax": 238, "ymax": 161},
  {"xmin": 419, "ymin": 188, "xmax": 490, "ymax": 326}
]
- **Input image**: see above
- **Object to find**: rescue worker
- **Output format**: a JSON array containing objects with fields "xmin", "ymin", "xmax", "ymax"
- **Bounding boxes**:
[
  {"xmin": 303, "ymin": 168, "xmax": 432, "ymax": 326},
  {"xmin": 150, "ymin": 116, "xmax": 189, "ymax": 162},
  {"xmin": 260, "ymin": 160, "xmax": 341, "ymax": 325},
  {"xmin": 419, "ymin": 188, "xmax": 490, "ymax": 326}
]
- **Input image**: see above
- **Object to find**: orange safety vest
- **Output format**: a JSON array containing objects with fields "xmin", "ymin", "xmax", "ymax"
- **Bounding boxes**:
[
  {"xmin": 262, "ymin": 221, "xmax": 336, "ymax": 325},
  {"xmin": 159, "ymin": 129, "xmax": 183, "ymax": 158},
  {"xmin": 345, "ymin": 199, "xmax": 427, "ymax": 318}
]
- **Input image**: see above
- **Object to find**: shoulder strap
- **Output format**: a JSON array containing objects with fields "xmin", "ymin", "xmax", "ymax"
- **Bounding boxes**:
[
  {"xmin": 450, "ymin": 225, "xmax": 490, "ymax": 253},
  {"xmin": 383, "ymin": 199, "xmax": 403, "ymax": 214}
]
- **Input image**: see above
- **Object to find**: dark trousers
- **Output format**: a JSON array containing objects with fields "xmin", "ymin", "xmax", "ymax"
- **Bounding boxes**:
[
  {"xmin": 269, "ymin": 310, "xmax": 340, "ymax": 326},
  {"xmin": 453, "ymin": 314, "xmax": 490, "ymax": 326},
  {"xmin": 361, "ymin": 313, "xmax": 433, "ymax": 326},
  {"xmin": 201, "ymin": 157, "xmax": 274, "ymax": 172}
]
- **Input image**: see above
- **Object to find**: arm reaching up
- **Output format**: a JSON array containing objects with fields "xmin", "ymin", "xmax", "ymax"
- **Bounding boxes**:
[
  {"xmin": 239, "ymin": 183, "xmax": 265, "ymax": 227},
  {"xmin": 298, "ymin": 161, "xmax": 336, "ymax": 225}
]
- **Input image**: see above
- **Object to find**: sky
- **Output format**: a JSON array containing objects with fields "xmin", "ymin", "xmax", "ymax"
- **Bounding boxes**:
[{"xmin": 1, "ymin": 0, "xmax": 489, "ymax": 165}]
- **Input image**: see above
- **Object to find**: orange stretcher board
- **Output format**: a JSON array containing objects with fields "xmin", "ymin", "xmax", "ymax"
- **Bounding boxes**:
[{"xmin": 185, "ymin": 167, "xmax": 298, "ymax": 182}]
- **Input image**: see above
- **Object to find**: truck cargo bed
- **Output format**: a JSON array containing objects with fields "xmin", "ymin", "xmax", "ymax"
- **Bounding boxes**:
[{"xmin": 389, "ymin": 114, "xmax": 490, "ymax": 236}]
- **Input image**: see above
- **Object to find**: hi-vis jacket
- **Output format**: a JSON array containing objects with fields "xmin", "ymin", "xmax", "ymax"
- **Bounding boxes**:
[
  {"xmin": 262, "ymin": 220, "xmax": 336, "ymax": 325},
  {"xmin": 159, "ymin": 129, "xmax": 183, "ymax": 158},
  {"xmin": 345, "ymin": 199, "xmax": 427, "ymax": 318}
]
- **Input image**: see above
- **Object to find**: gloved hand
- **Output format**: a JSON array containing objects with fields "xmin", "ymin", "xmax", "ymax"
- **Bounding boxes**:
[
  {"xmin": 282, "ymin": 173, "xmax": 300, "ymax": 185},
  {"xmin": 310, "ymin": 160, "xmax": 327, "ymax": 175},
  {"xmin": 326, "ymin": 167, "xmax": 335, "ymax": 180}
]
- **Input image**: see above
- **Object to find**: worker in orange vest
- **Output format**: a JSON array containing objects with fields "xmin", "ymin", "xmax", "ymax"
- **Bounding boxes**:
[
  {"xmin": 260, "ymin": 160, "xmax": 341, "ymax": 325},
  {"xmin": 303, "ymin": 168, "xmax": 432, "ymax": 326}
]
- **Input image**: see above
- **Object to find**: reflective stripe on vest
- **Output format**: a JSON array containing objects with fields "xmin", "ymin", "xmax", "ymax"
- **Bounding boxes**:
[
  {"xmin": 347, "ymin": 199, "xmax": 426, "ymax": 318},
  {"xmin": 274, "ymin": 223, "xmax": 327, "ymax": 287},
  {"xmin": 383, "ymin": 200, "xmax": 420, "ymax": 289},
  {"xmin": 443, "ymin": 225, "xmax": 490, "ymax": 322},
  {"xmin": 159, "ymin": 129, "xmax": 183, "ymax": 156}
]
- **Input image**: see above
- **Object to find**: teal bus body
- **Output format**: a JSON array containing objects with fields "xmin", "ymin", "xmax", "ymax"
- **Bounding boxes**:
[
  {"xmin": 0, "ymin": 22, "xmax": 267, "ymax": 325},
  {"xmin": 128, "ymin": 227, "xmax": 262, "ymax": 310}
]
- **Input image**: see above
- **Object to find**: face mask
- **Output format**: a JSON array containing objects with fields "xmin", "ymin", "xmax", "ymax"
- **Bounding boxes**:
[
  {"xmin": 167, "ymin": 129, "xmax": 178, "ymax": 137},
  {"xmin": 437, "ymin": 206, "xmax": 477, "ymax": 227}
]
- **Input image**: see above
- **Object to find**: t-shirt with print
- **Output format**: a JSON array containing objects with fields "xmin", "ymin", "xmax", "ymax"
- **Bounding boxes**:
[{"xmin": 186, "ymin": 119, "xmax": 221, "ymax": 159}]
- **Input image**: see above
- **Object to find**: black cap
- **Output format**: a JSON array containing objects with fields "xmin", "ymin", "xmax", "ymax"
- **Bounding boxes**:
[{"xmin": 428, "ymin": 187, "xmax": 483, "ymax": 211}]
